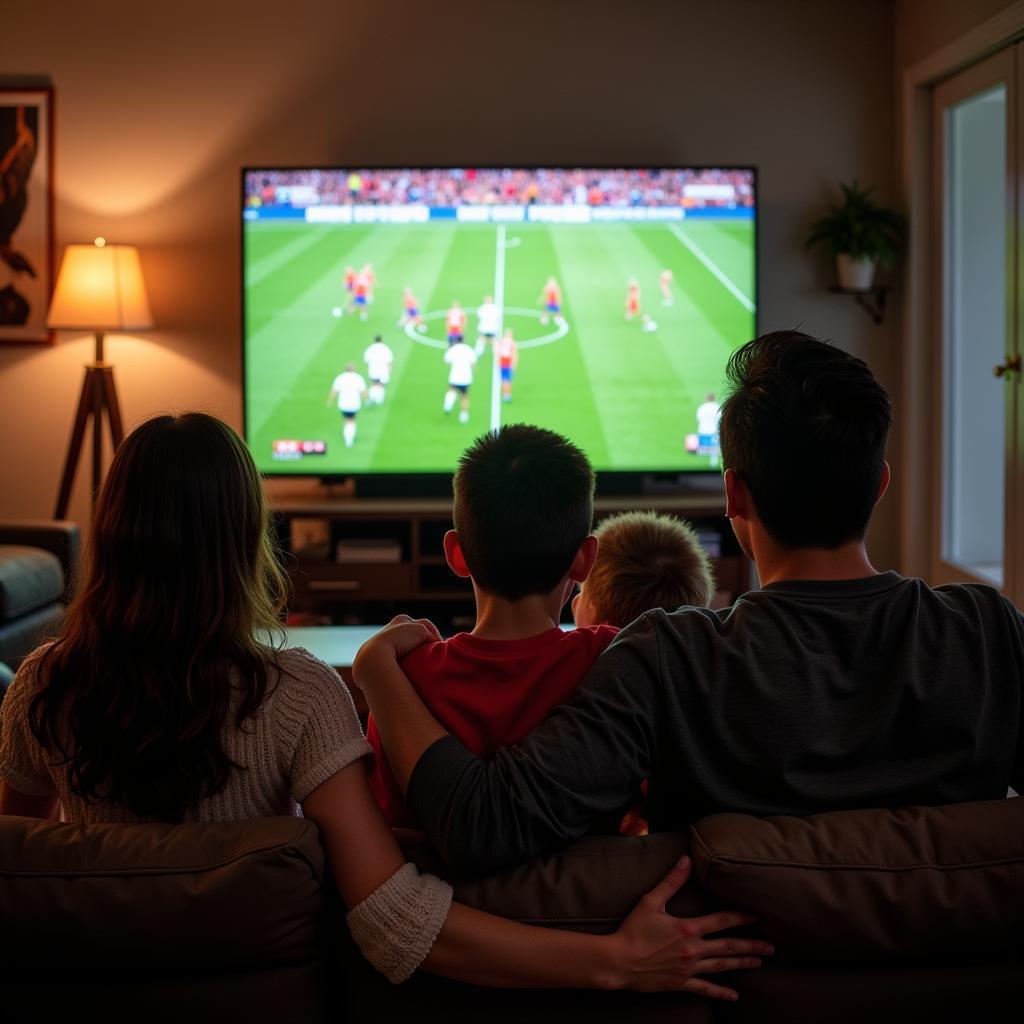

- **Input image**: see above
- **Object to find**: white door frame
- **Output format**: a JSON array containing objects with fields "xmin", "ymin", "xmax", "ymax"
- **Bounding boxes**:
[{"xmin": 900, "ymin": 2, "xmax": 1024, "ymax": 588}]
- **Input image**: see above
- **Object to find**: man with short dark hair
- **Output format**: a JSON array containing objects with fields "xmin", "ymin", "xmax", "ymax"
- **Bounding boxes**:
[{"xmin": 356, "ymin": 331, "xmax": 1024, "ymax": 873}]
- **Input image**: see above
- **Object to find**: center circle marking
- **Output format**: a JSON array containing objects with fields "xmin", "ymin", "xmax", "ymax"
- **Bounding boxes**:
[{"xmin": 403, "ymin": 306, "xmax": 570, "ymax": 350}]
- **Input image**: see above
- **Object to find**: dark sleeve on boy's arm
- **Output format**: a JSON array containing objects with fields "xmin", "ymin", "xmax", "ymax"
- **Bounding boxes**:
[{"xmin": 406, "ymin": 614, "xmax": 666, "ymax": 873}]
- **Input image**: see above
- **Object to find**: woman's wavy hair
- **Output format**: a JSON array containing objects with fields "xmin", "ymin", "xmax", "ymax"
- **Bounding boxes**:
[{"xmin": 29, "ymin": 413, "xmax": 289, "ymax": 820}]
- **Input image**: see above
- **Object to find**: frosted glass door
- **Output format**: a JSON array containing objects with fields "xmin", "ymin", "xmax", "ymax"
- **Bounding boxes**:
[{"xmin": 932, "ymin": 50, "xmax": 1016, "ymax": 591}]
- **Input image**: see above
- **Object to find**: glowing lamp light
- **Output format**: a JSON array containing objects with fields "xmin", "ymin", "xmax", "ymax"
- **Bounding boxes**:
[
  {"xmin": 48, "ymin": 240, "xmax": 154, "ymax": 519},
  {"xmin": 47, "ymin": 240, "xmax": 153, "ymax": 335}
]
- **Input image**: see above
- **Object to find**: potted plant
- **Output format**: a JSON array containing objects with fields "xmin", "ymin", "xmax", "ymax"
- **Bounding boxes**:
[{"xmin": 806, "ymin": 181, "xmax": 906, "ymax": 291}]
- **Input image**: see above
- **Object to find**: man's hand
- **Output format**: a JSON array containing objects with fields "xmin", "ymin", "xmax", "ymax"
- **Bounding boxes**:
[
  {"xmin": 609, "ymin": 856, "xmax": 772, "ymax": 998},
  {"xmin": 353, "ymin": 615, "xmax": 441, "ymax": 696},
  {"xmin": 353, "ymin": 615, "xmax": 448, "ymax": 791}
]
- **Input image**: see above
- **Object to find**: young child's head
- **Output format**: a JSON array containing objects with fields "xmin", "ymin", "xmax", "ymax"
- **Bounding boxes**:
[
  {"xmin": 449, "ymin": 424, "xmax": 595, "ymax": 601},
  {"xmin": 572, "ymin": 511, "xmax": 714, "ymax": 628}
]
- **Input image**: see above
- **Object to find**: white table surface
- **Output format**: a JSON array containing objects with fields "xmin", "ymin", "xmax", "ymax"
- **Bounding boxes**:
[
  {"xmin": 283, "ymin": 622, "xmax": 575, "ymax": 668},
  {"xmin": 284, "ymin": 625, "xmax": 380, "ymax": 668}
]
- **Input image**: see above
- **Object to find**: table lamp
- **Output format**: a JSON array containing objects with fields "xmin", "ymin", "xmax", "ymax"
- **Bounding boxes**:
[{"xmin": 48, "ymin": 239, "xmax": 153, "ymax": 519}]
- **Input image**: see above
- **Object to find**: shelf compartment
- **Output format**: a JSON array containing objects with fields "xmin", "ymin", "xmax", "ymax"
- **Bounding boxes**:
[{"xmin": 293, "ymin": 563, "xmax": 414, "ymax": 601}]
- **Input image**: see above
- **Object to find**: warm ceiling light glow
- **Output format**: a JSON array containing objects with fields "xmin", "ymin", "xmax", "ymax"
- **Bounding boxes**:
[
  {"xmin": 47, "ymin": 244, "xmax": 154, "ymax": 331},
  {"xmin": 94, "ymin": 236, "xmax": 106, "ymax": 247}
]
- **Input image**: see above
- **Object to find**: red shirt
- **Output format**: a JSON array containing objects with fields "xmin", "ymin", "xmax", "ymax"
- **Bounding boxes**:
[{"xmin": 366, "ymin": 625, "xmax": 618, "ymax": 826}]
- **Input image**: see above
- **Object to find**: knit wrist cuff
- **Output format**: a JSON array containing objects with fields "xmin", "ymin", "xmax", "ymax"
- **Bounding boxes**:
[{"xmin": 346, "ymin": 862, "xmax": 454, "ymax": 984}]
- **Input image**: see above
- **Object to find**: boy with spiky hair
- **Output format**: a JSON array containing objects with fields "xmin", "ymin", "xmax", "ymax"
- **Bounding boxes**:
[
  {"xmin": 572, "ymin": 510, "xmax": 715, "ymax": 836},
  {"xmin": 366, "ymin": 424, "xmax": 616, "ymax": 826},
  {"xmin": 572, "ymin": 511, "xmax": 714, "ymax": 630}
]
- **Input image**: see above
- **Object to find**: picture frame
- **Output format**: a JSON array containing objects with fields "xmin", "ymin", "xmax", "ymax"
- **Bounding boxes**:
[{"xmin": 0, "ymin": 86, "xmax": 54, "ymax": 344}]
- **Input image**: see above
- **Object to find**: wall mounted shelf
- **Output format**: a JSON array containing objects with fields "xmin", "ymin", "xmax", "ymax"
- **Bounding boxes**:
[{"xmin": 829, "ymin": 285, "xmax": 890, "ymax": 325}]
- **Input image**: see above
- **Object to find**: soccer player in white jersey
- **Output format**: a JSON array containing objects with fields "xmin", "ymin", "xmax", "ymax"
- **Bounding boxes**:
[
  {"xmin": 363, "ymin": 335, "xmax": 393, "ymax": 405},
  {"xmin": 443, "ymin": 340, "xmax": 477, "ymax": 424},
  {"xmin": 695, "ymin": 391, "xmax": 722, "ymax": 468},
  {"xmin": 326, "ymin": 363, "xmax": 368, "ymax": 449},
  {"xmin": 475, "ymin": 294, "xmax": 501, "ymax": 356}
]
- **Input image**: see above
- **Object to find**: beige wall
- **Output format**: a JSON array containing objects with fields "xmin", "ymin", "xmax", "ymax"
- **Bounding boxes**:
[{"xmin": 1, "ymin": 0, "xmax": 900, "ymax": 565}]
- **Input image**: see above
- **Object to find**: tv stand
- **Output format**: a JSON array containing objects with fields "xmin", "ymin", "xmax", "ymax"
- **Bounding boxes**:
[
  {"xmin": 270, "ymin": 489, "xmax": 750, "ymax": 631},
  {"xmin": 639, "ymin": 473, "xmax": 725, "ymax": 497}
]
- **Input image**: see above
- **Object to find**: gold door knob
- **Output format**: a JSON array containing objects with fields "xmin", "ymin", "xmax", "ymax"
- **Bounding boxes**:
[{"xmin": 993, "ymin": 353, "xmax": 1022, "ymax": 378}]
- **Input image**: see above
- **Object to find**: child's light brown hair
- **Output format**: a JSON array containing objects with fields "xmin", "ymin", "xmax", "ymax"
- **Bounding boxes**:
[{"xmin": 583, "ymin": 511, "xmax": 714, "ymax": 628}]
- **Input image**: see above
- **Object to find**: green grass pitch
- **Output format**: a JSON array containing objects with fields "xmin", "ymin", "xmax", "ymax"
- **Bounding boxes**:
[{"xmin": 244, "ymin": 219, "xmax": 755, "ymax": 474}]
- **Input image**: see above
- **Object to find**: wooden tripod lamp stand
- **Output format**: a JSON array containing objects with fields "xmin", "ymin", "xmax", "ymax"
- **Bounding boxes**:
[{"xmin": 48, "ymin": 239, "xmax": 153, "ymax": 519}]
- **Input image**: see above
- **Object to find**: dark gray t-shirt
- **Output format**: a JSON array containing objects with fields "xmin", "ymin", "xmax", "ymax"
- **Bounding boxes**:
[{"xmin": 408, "ymin": 573, "xmax": 1024, "ymax": 872}]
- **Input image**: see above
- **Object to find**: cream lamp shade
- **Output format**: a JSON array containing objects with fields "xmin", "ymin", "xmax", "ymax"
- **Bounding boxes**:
[
  {"xmin": 50, "ymin": 239, "xmax": 153, "ymax": 520},
  {"xmin": 47, "ymin": 240, "xmax": 153, "ymax": 331}
]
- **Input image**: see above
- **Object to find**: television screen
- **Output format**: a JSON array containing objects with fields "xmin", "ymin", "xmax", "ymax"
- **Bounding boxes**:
[{"xmin": 242, "ymin": 167, "xmax": 756, "ymax": 478}]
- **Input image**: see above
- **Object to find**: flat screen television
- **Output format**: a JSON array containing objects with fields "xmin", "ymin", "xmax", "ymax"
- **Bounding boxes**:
[{"xmin": 242, "ymin": 166, "xmax": 757, "ymax": 491}]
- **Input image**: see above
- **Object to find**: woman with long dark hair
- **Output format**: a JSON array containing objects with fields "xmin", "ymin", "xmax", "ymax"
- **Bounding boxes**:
[{"xmin": 0, "ymin": 413, "xmax": 769, "ymax": 996}]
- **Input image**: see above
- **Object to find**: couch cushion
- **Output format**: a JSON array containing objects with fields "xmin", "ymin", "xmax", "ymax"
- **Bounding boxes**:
[
  {"xmin": 0, "ymin": 545, "xmax": 64, "ymax": 620},
  {"xmin": 0, "ymin": 601, "xmax": 63, "ymax": 670},
  {"xmin": 0, "ymin": 815, "xmax": 327, "ymax": 968},
  {"xmin": 690, "ymin": 797, "xmax": 1024, "ymax": 962},
  {"xmin": 380, "ymin": 831, "xmax": 716, "ymax": 1024},
  {"xmin": 400, "ymin": 830, "xmax": 709, "ymax": 931}
]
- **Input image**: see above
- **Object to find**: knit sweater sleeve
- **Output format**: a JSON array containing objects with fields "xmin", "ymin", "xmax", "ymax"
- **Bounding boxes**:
[
  {"xmin": 346, "ymin": 862, "xmax": 453, "ymax": 983},
  {"xmin": 273, "ymin": 647, "xmax": 374, "ymax": 803},
  {"xmin": 0, "ymin": 647, "xmax": 57, "ymax": 796}
]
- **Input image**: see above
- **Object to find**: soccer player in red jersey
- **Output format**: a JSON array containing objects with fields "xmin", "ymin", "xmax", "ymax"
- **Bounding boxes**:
[
  {"xmin": 538, "ymin": 276, "xmax": 565, "ymax": 327},
  {"xmin": 446, "ymin": 300, "xmax": 467, "ymax": 346},
  {"xmin": 349, "ymin": 275, "xmax": 370, "ymax": 321},
  {"xmin": 626, "ymin": 278, "xmax": 641, "ymax": 321},
  {"xmin": 399, "ymin": 286, "xmax": 425, "ymax": 331},
  {"xmin": 497, "ymin": 327, "xmax": 518, "ymax": 403},
  {"xmin": 361, "ymin": 263, "xmax": 376, "ymax": 305}
]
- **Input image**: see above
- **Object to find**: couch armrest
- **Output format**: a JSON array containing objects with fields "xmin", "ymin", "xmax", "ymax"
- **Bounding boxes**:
[{"xmin": 0, "ymin": 521, "xmax": 79, "ymax": 596}]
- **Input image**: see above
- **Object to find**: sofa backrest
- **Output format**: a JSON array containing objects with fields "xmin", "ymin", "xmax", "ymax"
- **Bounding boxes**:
[
  {"xmin": 690, "ymin": 796, "xmax": 1024, "ymax": 962},
  {"xmin": 2, "ymin": 798, "xmax": 1021, "ymax": 1022},
  {"xmin": 0, "ymin": 814, "xmax": 327, "ymax": 969},
  {"xmin": 400, "ymin": 828, "xmax": 707, "ymax": 930}
]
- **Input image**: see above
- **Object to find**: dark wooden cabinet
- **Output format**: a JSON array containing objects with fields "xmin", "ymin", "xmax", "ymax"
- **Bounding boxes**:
[{"xmin": 271, "ymin": 493, "xmax": 750, "ymax": 630}]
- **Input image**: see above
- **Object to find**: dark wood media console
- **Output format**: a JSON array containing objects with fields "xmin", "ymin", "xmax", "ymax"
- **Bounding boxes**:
[{"xmin": 271, "ymin": 493, "xmax": 751, "ymax": 631}]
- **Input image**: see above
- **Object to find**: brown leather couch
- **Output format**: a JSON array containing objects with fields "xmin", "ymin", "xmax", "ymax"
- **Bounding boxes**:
[{"xmin": 1, "ymin": 797, "xmax": 1021, "ymax": 1022}]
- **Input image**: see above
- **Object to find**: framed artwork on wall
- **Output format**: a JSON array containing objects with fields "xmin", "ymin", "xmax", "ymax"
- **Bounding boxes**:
[{"xmin": 0, "ymin": 86, "xmax": 54, "ymax": 344}]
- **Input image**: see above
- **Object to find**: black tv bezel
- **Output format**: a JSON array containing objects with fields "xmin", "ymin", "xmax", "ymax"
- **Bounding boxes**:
[{"xmin": 240, "ymin": 164, "xmax": 759, "ymax": 497}]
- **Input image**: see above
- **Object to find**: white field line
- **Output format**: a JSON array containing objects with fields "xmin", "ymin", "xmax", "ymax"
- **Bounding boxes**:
[
  {"xmin": 667, "ymin": 223, "xmax": 755, "ymax": 313},
  {"xmin": 490, "ymin": 224, "xmax": 507, "ymax": 431}
]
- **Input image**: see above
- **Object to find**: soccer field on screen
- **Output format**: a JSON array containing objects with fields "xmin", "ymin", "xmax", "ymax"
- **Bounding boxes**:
[{"xmin": 244, "ymin": 219, "xmax": 756, "ymax": 474}]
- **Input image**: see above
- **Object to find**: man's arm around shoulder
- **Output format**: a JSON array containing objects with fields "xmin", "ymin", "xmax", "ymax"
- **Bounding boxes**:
[{"xmin": 403, "ymin": 614, "xmax": 668, "ymax": 872}]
